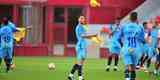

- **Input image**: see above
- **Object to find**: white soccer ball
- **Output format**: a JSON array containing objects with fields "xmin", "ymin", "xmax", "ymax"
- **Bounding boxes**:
[{"xmin": 48, "ymin": 63, "xmax": 56, "ymax": 70}]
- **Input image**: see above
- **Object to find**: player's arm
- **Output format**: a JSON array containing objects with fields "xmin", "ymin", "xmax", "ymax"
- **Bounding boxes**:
[
  {"xmin": 139, "ymin": 25, "xmax": 146, "ymax": 44},
  {"xmin": 117, "ymin": 24, "xmax": 124, "ymax": 47},
  {"xmin": 81, "ymin": 33, "xmax": 97, "ymax": 39},
  {"xmin": 16, "ymin": 26, "xmax": 32, "ymax": 32},
  {"xmin": 145, "ymin": 32, "xmax": 151, "ymax": 44},
  {"xmin": 109, "ymin": 24, "xmax": 115, "ymax": 35}
]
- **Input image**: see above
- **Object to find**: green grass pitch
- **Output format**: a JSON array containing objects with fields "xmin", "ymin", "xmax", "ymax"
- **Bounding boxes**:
[{"xmin": 0, "ymin": 57, "xmax": 159, "ymax": 80}]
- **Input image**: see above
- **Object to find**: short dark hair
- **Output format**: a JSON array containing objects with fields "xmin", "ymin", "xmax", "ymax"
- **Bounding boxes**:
[
  {"xmin": 79, "ymin": 14, "xmax": 86, "ymax": 18},
  {"xmin": 143, "ymin": 22, "xmax": 147, "ymax": 29},
  {"xmin": 143, "ymin": 22, "xmax": 147, "ymax": 26},
  {"xmin": 130, "ymin": 12, "xmax": 138, "ymax": 22},
  {"xmin": 2, "ymin": 17, "xmax": 9, "ymax": 26}
]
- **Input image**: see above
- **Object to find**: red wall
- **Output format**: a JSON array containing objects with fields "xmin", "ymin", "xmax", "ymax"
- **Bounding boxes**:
[
  {"xmin": 14, "ymin": 44, "xmax": 48, "ymax": 56},
  {"xmin": 88, "ymin": 0, "xmax": 145, "ymax": 24},
  {"xmin": 0, "ymin": 0, "xmax": 145, "ymax": 56},
  {"xmin": 47, "ymin": 0, "xmax": 89, "ymax": 6},
  {"xmin": 89, "ymin": 7, "xmax": 116, "ymax": 24}
]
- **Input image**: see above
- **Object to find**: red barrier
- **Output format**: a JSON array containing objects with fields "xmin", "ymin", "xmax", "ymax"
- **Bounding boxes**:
[
  {"xmin": 66, "ymin": 47, "xmax": 76, "ymax": 57},
  {"xmin": 100, "ymin": 48, "xmax": 109, "ymax": 58},
  {"xmin": 14, "ymin": 44, "xmax": 48, "ymax": 56}
]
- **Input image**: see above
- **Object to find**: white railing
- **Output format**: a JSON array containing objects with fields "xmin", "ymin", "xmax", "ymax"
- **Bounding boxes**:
[{"xmin": 122, "ymin": 0, "xmax": 160, "ymax": 23}]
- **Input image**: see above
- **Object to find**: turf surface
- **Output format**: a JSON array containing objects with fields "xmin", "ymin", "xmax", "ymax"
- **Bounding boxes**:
[{"xmin": 0, "ymin": 57, "xmax": 159, "ymax": 80}]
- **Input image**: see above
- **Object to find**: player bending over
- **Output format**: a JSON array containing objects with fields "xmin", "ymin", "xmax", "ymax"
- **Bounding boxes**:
[
  {"xmin": 0, "ymin": 17, "xmax": 29, "ymax": 72},
  {"xmin": 106, "ymin": 18, "xmax": 122, "ymax": 71},
  {"xmin": 0, "ymin": 17, "xmax": 17, "ymax": 72},
  {"xmin": 120, "ymin": 12, "xmax": 145, "ymax": 80}
]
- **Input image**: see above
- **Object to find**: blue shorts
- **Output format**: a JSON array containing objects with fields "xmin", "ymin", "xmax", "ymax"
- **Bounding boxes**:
[
  {"xmin": 121, "ymin": 46, "xmax": 142, "ymax": 66},
  {"xmin": 123, "ymin": 53, "xmax": 138, "ymax": 66},
  {"xmin": 1, "ymin": 47, "xmax": 13, "ymax": 59},
  {"xmin": 109, "ymin": 41, "xmax": 121, "ymax": 54},
  {"xmin": 147, "ymin": 47, "xmax": 156, "ymax": 58},
  {"xmin": 0, "ymin": 48, "xmax": 3, "ymax": 58},
  {"xmin": 143, "ymin": 44, "xmax": 156, "ymax": 58},
  {"xmin": 75, "ymin": 46, "xmax": 86, "ymax": 61},
  {"xmin": 143, "ymin": 44, "xmax": 149, "ymax": 56}
]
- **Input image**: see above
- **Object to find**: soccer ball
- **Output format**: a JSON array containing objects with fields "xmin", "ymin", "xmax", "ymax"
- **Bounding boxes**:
[{"xmin": 48, "ymin": 63, "xmax": 55, "ymax": 70}]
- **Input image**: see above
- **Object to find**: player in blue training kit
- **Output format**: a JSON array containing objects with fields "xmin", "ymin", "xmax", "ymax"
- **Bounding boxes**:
[
  {"xmin": 136, "ymin": 22, "xmax": 148, "ymax": 69},
  {"xmin": 106, "ymin": 18, "xmax": 122, "ymax": 71},
  {"xmin": 137, "ymin": 21, "xmax": 155, "ymax": 71},
  {"xmin": 154, "ymin": 17, "xmax": 160, "ymax": 75},
  {"xmin": 68, "ymin": 15, "xmax": 95, "ymax": 80},
  {"xmin": 0, "ymin": 17, "xmax": 17, "ymax": 72},
  {"xmin": 120, "ymin": 12, "xmax": 145, "ymax": 80}
]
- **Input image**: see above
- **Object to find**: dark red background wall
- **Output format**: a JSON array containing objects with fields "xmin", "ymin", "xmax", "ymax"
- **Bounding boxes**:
[{"xmin": 0, "ymin": 0, "xmax": 145, "ymax": 57}]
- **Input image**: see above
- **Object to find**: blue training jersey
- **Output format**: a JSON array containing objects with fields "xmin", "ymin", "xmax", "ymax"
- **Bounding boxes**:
[
  {"xmin": 110, "ymin": 24, "xmax": 121, "ymax": 41},
  {"xmin": 151, "ymin": 28, "xmax": 159, "ymax": 48},
  {"xmin": 0, "ymin": 25, "xmax": 16, "ymax": 47},
  {"xmin": 120, "ymin": 22, "xmax": 145, "ymax": 50},
  {"xmin": 108, "ymin": 24, "xmax": 122, "ymax": 53},
  {"xmin": 8, "ymin": 21, "xmax": 17, "ymax": 32},
  {"xmin": 75, "ymin": 23, "xmax": 87, "ymax": 49}
]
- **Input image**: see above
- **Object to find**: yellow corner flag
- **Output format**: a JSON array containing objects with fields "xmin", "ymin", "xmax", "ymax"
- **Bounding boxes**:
[
  {"xmin": 14, "ymin": 27, "xmax": 26, "ymax": 42},
  {"xmin": 90, "ymin": 0, "xmax": 101, "ymax": 7}
]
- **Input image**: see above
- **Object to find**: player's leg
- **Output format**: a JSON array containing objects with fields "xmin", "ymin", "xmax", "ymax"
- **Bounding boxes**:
[
  {"xmin": 143, "ymin": 57, "xmax": 151, "ymax": 72},
  {"xmin": 124, "ymin": 65, "xmax": 136, "ymax": 80},
  {"xmin": 124, "ymin": 66, "xmax": 130, "ymax": 80},
  {"xmin": 123, "ymin": 54, "xmax": 137, "ymax": 80},
  {"xmin": 123, "ymin": 55, "xmax": 132, "ymax": 80},
  {"xmin": 136, "ymin": 54, "xmax": 144, "ymax": 69},
  {"xmin": 0, "ymin": 57, "xmax": 2, "ymax": 70},
  {"xmin": 68, "ymin": 47, "xmax": 86, "ymax": 80},
  {"xmin": 154, "ymin": 48, "xmax": 160, "ymax": 75},
  {"xmin": 140, "ymin": 54, "xmax": 145, "ymax": 67},
  {"xmin": 77, "ymin": 59, "xmax": 85, "ymax": 80},
  {"xmin": 113, "ymin": 54, "xmax": 119, "ymax": 71},
  {"xmin": 130, "ymin": 65, "xmax": 136, "ymax": 80},
  {"xmin": 68, "ymin": 63, "xmax": 79, "ymax": 79},
  {"xmin": 4, "ymin": 47, "xmax": 13, "ymax": 72},
  {"xmin": 146, "ymin": 58, "xmax": 151, "ymax": 68},
  {"xmin": 77, "ymin": 48, "xmax": 86, "ymax": 80},
  {"xmin": 106, "ymin": 54, "xmax": 113, "ymax": 71},
  {"xmin": 154, "ymin": 54, "xmax": 160, "ymax": 75},
  {"xmin": 130, "ymin": 54, "xmax": 138, "ymax": 80},
  {"xmin": 140, "ymin": 55, "xmax": 148, "ymax": 70},
  {"xmin": 0, "ymin": 58, "xmax": 2, "ymax": 66},
  {"xmin": 4, "ymin": 57, "xmax": 12, "ymax": 72},
  {"xmin": 0, "ymin": 49, "xmax": 3, "ymax": 66},
  {"xmin": 68, "ymin": 47, "xmax": 80, "ymax": 80}
]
